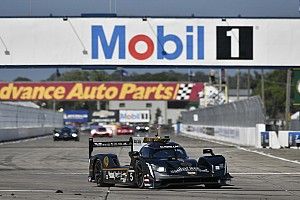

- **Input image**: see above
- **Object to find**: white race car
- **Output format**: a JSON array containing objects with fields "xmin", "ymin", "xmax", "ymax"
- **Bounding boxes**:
[{"xmin": 91, "ymin": 127, "xmax": 113, "ymax": 137}]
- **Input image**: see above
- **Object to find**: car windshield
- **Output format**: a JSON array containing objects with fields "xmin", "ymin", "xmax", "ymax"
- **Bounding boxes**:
[
  {"xmin": 141, "ymin": 147, "xmax": 187, "ymax": 159},
  {"xmin": 61, "ymin": 128, "xmax": 71, "ymax": 133},
  {"xmin": 97, "ymin": 127, "xmax": 106, "ymax": 131}
]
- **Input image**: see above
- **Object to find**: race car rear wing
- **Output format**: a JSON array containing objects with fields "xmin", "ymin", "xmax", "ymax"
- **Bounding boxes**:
[
  {"xmin": 89, "ymin": 137, "xmax": 133, "ymax": 158},
  {"xmin": 89, "ymin": 136, "xmax": 171, "ymax": 158}
]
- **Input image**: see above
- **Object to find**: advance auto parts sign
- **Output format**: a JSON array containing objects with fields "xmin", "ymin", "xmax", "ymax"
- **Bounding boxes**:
[{"xmin": 0, "ymin": 82, "xmax": 204, "ymax": 101}]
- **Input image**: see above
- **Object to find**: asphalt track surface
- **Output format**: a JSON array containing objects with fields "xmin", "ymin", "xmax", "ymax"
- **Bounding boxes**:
[{"xmin": 0, "ymin": 132, "xmax": 299, "ymax": 200}]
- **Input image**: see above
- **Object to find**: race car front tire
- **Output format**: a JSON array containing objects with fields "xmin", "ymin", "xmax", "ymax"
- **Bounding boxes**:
[
  {"xmin": 135, "ymin": 162, "xmax": 145, "ymax": 189},
  {"xmin": 94, "ymin": 160, "xmax": 114, "ymax": 187}
]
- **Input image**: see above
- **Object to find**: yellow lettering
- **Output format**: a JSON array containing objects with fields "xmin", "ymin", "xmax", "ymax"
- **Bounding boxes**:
[
  {"xmin": 119, "ymin": 83, "xmax": 136, "ymax": 99},
  {"xmin": 162, "ymin": 86, "xmax": 174, "ymax": 100},
  {"xmin": 20, "ymin": 87, "xmax": 32, "ymax": 100},
  {"xmin": 0, "ymin": 83, "xmax": 13, "ymax": 100},
  {"xmin": 44, "ymin": 86, "xmax": 55, "ymax": 100},
  {"xmin": 144, "ymin": 86, "xmax": 157, "ymax": 99},
  {"xmin": 53, "ymin": 86, "xmax": 65, "ymax": 100},
  {"xmin": 31, "ymin": 87, "xmax": 45, "ymax": 99},
  {"xmin": 96, "ymin": 84, "xmax": 106, "ymax": 99},
  {"xmin": 105, "ymin": 87, "xmax": 118, "ymax": 100},
  {"xmin": 66, "ymin": 83, "xmax": 83, "ymax": 100},
  {"xmin": 132, "ymin": 86, "xmax": 145, "ymax": 100},
  {"xmin": 154, "ymin": 84, "xmax": 165, "ymax": 99},
  {"xmin": 12, "ymin": 85, "xmax": 24, "ymax": 99}
]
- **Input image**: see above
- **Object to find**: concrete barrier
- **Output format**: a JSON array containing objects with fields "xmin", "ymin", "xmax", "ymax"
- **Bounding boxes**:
[
  {"xmin": 278, "ymin": 131, "xmax": 300, "ymax": 148},
  {"xmin": 181, "ymin": 124, "xmax": 257, "ymax": 146},
  {"xmin": 181, "ymin": 123, "xmax": 281, "ymax": 149},
  {"xmin": 0, "ymin": 127, "xmax": 55, "ymax": 142}
]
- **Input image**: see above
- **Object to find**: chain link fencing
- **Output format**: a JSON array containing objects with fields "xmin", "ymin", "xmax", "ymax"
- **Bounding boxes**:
[
  {"xmin": 181, "ymin": 96, "xmax": 265, "ymax": 127},
  {"xmin": 0, "ymin": 102, "xmax": 63, "ymax": 128}
]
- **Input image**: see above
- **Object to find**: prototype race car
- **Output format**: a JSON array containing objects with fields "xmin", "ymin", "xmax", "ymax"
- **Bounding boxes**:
[
  {"xmin": 117, "ymin": 125, "xmax": 134, "ymax": 135},
  {"xmin": 91, "ymin": 127, "xmax": 113, "ymax": 137},
  {"xmin": 134, "ymin": 123, "xmax": 150, "ymax": 133},
  {"xmin": 53, "ymin": 126, "xmax": 80, "ymax": 141},
  {"xmin": 88, "ymin": 136, "xmax": 232, "ymax": 189}
]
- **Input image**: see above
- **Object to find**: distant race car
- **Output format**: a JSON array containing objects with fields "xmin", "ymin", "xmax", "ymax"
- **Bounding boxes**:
[
  {"xmin": 134, "ymin": 124, "xmax": 150, "ymax": 132},
  {"xmin": 88, "ymin": 136, "xmax": 232, "ymax": 189},
  {"xmin": 117, "ymin": 125, "xmax": 134, "ymax": 135},
  {"xmin": 53, "ymin": 126, "xmax": 80, "ymax": 141},
  {"xmin": 91, "ymin": 127, "xmax": 113, "ymax": 138}
]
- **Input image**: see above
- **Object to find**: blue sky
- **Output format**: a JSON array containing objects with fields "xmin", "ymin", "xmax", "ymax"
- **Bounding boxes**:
[{"xmin": 0, "ymin": 0, "xmax": 298, "ymax": 81}]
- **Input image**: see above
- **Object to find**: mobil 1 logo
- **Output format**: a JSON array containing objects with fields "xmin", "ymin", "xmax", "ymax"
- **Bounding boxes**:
[{"xmin": 216, "ymin": 26, "xmax": 253, "ymax": 60}]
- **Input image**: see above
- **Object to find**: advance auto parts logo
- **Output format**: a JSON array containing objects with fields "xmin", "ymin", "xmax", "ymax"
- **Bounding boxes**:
[{"xmin": 0, "ymin": 82, "xmax": 203, "ymax": 101}]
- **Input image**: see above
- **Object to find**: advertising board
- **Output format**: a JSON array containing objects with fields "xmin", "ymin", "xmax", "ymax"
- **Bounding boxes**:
[
  {"xmin": 288, "ymin": 132, "xmax": 300, "ymax": 147},
  {"xmin": 119, "ymin": 110, "xmax": 150, "ymax": 123},
  {"xmin": 63, "ymin": 110, "xmax": 89, "ymax": 123},
  {"xmin": 1, "ymin": 17, "xmax": 300, "ymax": 67},
  {"xmin": 0, "ymin": 82, "xmax": 203, "ymax": 101},
  {"xmin": 261, "ymin": 132, "xmax": 270, "ymax": 148}
]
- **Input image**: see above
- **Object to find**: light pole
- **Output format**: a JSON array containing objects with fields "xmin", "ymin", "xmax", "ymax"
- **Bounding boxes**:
[
  {"xmin": 29, "ymin": 0, "xmax": 32, "ymax": 16},
  {"xmin": 285, "ymin": 68, "xmax": 292, "ymax": 130}
]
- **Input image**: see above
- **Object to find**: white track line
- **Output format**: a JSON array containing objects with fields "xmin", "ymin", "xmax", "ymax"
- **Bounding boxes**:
[
  {"xmin": 30, "ymin": 172, "xmax": 300, "ymax": 175},
  {"xmin": 231, "ymin": 172, "xmax": 300, "ymax": 175},
  {"xmin": 0, "ymin": 135, "xmax": 51, "ymax": 145},
  {"xmin": 0, "ymin": 190, "xmax": 55, "ymax": 192},
  {"xmin": 30, "ymin": 172, "xmax": 87, "ymax": 175},
  {"xmin": 238, "ymin": 147, "xmax": 300, "ymax": 165},
  {"xmin": 182, "ymin": 133, "xmax": 300, "ymax": 165}
]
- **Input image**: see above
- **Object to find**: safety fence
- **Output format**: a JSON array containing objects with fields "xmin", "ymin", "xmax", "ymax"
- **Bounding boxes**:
[
  {"xmin": 181, "ymin": 96, "xmax": 265, "ymax": 127},
  {"xmin": 0, "ymin": 102, "xmax": 63, "ymax": 128}
]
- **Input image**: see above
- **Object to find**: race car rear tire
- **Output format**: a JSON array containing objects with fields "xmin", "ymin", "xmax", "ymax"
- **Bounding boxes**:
[
  {"xmin": 204, "ymin": 184, "xmax": 222, "ymax": 189},
  {"xmin": 94, "ymin": 160, "xmax": 114, "ymax": 187},
  {"xmin": 135, "ymin": 163, "xmax": 145, "ymax": 189}
]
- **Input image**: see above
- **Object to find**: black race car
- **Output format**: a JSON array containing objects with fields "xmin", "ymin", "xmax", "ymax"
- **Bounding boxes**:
[
  {"xmin": 53, "ymin": 126, "xmax": 80, "ymax": 141},
  {"xmin": 88, "ymin": 136, "xmax": 232, "ymax": 188}
]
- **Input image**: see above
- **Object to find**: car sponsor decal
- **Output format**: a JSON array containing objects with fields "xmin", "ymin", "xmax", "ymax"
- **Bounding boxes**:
[
  {"xmin": 103, "ymin": 156, "xmax": 110, "ymax": 168},
  {"xmin": 170, "ymin": 167, "xmax": 209, "ymax": 174}
]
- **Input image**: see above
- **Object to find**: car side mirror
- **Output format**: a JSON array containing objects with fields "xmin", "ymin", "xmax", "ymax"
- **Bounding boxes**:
[
  {"xmin": 203, "ymin": 149, "xmax": 215, "ymax": 156},
  {"xmin": 129, "ymin": 151, "xmax": 140, "ymax": 159}
]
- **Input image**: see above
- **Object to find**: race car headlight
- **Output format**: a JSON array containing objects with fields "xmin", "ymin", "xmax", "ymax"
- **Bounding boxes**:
[
  {"xmin": 151, "ymin": 164, "xmax": 166, "ymax": 173},
  {"xmin": 214, "ymin": 163, "xmax": 224, "ymax": 170},
  {"xmin": 157, "ymin": 167, "xmax": 166, "ymax": 172},
  {"xmin": 71, "ymin": 133, "xmax": 78, "ymax": 137},
  {"xmin": 54, "ymin": 133, "xmax": 60, "ymax": 137}
]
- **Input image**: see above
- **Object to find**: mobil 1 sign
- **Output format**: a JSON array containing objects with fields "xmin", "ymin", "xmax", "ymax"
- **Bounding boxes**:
[
  {"xmin": 1, "ymin": 18, "xmax": 300, "ymax": 67},
  {"xmin": 217, "ymin": 26, "xmax": 253, "ymax": 60}
]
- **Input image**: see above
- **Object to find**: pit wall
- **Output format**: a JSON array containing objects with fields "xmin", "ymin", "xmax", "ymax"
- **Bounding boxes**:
[
  {"xmin": 181, "ymin": 124, "xmax": 258, "ymax": 146},
  {"xmin": 0, "ymin": 127, "xmax": 55, "ymax": 142},
  {"xmin": 181, "ymin": 123, "xmax": 299, "ymax": 149},
  {"xmin": 0, "ymin": 102, "xmax": 63, "ymax": 142}
]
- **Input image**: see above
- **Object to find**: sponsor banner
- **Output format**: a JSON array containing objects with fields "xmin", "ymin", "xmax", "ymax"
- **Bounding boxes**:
[
  {"xmin": 63, "ymin": 110, "xmax": 89, "ymax": 123},
  {"xmin": 0, "ymin": 82, "xmax": 204, "ymax": 101},
  {"xmin": 0, "ymin": 18, "xmax": 300, "ymax": 67},
  {"xmin": 119, "ymin": 110, "xmax": 150, "ymax": 123},
  {"xmin": 288, "ymin": 132, "xmax": 300, "ymax": 147},
  {"xmin": 261, "ymin": 132, "xmax": 270, "ymax": 147}
]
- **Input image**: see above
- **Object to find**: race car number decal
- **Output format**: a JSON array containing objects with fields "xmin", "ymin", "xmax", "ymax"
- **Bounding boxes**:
[{"xmin": 103, "ymin": 156, "xmax": 109, "ymax": 168}]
